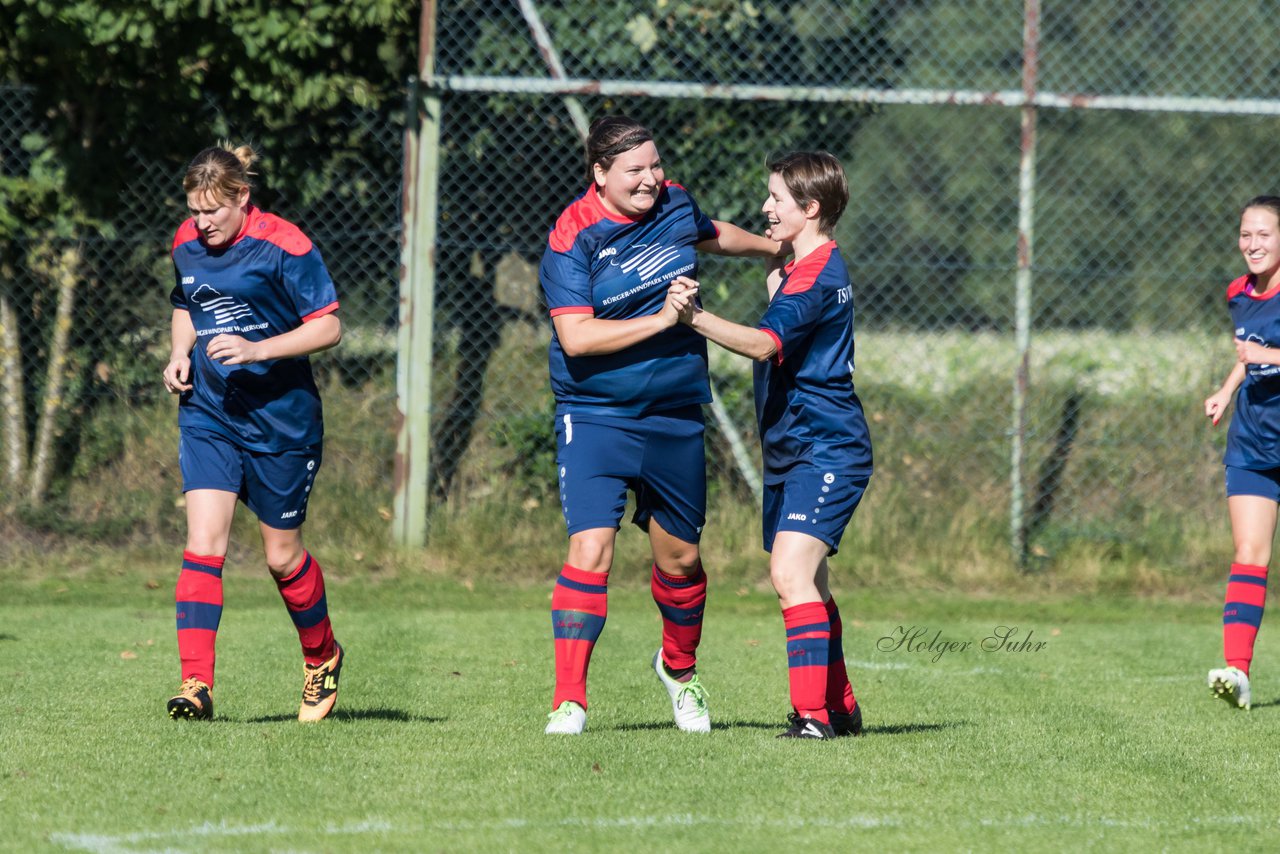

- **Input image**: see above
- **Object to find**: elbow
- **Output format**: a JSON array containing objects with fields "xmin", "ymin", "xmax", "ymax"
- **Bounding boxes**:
[
  {"xmin": 325, "ymin": 316, "xmax": 343, "ymax": 350},
  {"xmin": 753, "ymin": 331, "xmax": 780, "ymax": 362},
  {"xmin": 560, "ymin": 339, "xmax": 586, "ymax": 358}
]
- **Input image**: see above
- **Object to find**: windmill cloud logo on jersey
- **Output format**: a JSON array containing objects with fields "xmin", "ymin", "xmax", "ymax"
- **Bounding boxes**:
[
  {"xmin": 613, "ymin": 242, "xmax": 683, "ymax": 280},
  {"xmin": 192, "ymin": 284, "xmax": 255, "ymax": 326}
]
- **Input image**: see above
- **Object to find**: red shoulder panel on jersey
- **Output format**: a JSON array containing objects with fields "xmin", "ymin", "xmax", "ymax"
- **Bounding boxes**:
[
  {"xmin": 248, "ymin": 209, "xmax": 314, "ymax": 256},
  {"xmin": 302, "ymin": 301, "xmax": 340, "ymax": 322},
  {"xmin": 172, "ymin": 219, "xmax": 199, "ymax": 253},
  {"xmin": 549, "ymin": 306, "xmax": 594, "ymax": 317},
  {"xmin": 1227, "ymin": 274, "xmax": 1254, "ymax": 300},
  {"xmin": 781, "ymin": 240, "xmax": 836, "ymax": 295},
  {"xmin": 549, "ymin": 186, "xmax": 634, "ymax": 253}
]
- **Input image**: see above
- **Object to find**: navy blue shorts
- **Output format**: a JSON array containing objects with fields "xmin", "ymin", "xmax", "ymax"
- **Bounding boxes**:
[
  {"xmin": 555, "ymin": 406, "xmax": 706, "ymax": 544},
  {"xmin": 179, "ymin": 427, "xmax": 322, "ymax": 530},
  {"xmin": 762, "ymin": 469, "xmax": 870, "ymax": 555},
  {"xmin": 1225, "ymin": 465, "xmax": 1280, "ymax": 501}
]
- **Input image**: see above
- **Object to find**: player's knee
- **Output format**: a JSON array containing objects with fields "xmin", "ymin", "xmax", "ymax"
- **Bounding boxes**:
[
  {"xmin": 567, "ymin": 536, "xmax": 614, "ymax": 573},
  {"xmin": 264, "ymin": 545, "xmax": 305, "ymax": 578},
  {"xmin": 769, "ymin": 563, "xmax": 805, "ymax": 600},
  {"xmin": 655, "ymin": 546, "xmax": 700, "ymax": 576}
]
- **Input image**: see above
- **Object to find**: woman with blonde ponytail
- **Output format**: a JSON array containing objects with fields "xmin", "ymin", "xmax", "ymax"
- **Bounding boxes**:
[{"xmin": 163, "ymin": 142, "xmax": 346, "ymax": 723}]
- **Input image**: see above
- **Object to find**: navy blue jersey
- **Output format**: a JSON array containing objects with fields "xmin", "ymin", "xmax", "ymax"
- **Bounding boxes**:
[
  {"xmin": 540, "ymin": 181, "xmax": 719, "ymax": 417},
  {"xmin": 170, "ymin": 205, "xmax": 339, "ymax": 452},
  {"xmin": 753, "ymin": 241, "xmax": 873, "ymax": 483},
  {"xmin": 1226, "ymin": 274, "xmax": 1280, "ymax": 469}
]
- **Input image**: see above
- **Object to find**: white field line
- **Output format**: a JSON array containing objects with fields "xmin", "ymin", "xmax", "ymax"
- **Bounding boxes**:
[
  {"xmin": 49, "ymin": 820, "xmax": 391, "ymax": 854},
  {"xmin": 50, "ymin": 813, "xmax": 1279, "ymax": 850}
]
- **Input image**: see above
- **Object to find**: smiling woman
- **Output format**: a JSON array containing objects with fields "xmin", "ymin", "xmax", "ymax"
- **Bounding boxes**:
[
  {"xmin": 1203, "ymin": 195, "xmax": 1280, "ymax": 712},
  {"xmin": 666, "ymin": 151, "xmax": 873, "ymax": 739},
  {"xmin": 537, "ymin": 115, "xmax": 787, "ymax": 736}
]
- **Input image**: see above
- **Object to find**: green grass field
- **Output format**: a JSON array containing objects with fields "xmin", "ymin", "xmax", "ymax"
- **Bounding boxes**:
[{"xmin": 4, "ymin": 574, "xmax": 1280, "ymax": 852}]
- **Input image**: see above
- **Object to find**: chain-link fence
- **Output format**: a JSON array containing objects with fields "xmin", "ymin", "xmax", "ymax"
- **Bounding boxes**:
[
  {"xmin": 4, "ymin": 1, "xmax": 1274, "ymax": 567},
  {"xmin": 406, "ymin": 0, "xmax": 1275, "ymax": 564},
  {"xmin": 0, "ymin": 82, "xmax": 402, "ymax": 508}
]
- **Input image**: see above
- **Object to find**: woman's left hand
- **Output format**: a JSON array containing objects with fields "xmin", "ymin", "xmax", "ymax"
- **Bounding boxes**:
[{"xmin": 206, "ymin": 333, "xmax": 263, "ymax": 365}]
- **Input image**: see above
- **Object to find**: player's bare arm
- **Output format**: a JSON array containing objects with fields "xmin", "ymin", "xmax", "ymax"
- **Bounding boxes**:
[
  {"xmin": 697, "ymin": 219, "xmax": 785, "ymax": 258},
  {"xmin": 164, "ymin": 308, "xmax": 197, "ymax": 393},
  {"xmin": 764, "ymin": 255, "xmax": 788, "ymax": 298},
  {"xmin": 1206, "ymin": 361, "xmax": 1246, "ymax": 425},
  {"xmin": 670, "ymin": 276, "xmax": 777, "ymax": 361},
  {"xmin": 1235, "ymin": 337, "xmax": 1278, "ymax": 366},
  {"xmin": 552, "ymin": 309, "xmax": 679, "ymax": 358},
  {"xmin": 207, "ymin": 313, "xmax": 342, "ymax": 365}
]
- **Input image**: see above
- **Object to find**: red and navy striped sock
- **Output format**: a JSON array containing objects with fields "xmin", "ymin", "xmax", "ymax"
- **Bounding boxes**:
[
  {"xmin": 275, "ymin": 551, "xmax": 335, "ymax": 666},
  {"xmin": 551, "ymin": 564, "xmax": 608, "ymax": 709},
  {"xmin": 824, "ymin": 596, "xmax": 858, "ymax": 715},
  {"xmin": 175, "ymin": 551, "xmax": 224, "ymax": 687},
  {"xmin": 783, "ymin": 601, "xmax": 831, "ymax": 724},
  {"xmin": 651, "ymin": 562, "xmax": 707, "ymax": 673},
  {"xmin": 1224, "ymin": 562, "xmax": 1267, "ymax": 675}
]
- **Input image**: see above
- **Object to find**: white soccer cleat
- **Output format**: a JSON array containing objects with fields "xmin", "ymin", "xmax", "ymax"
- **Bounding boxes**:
[
  {"xmin": 545, "ymin": 700, "xmax": 587, "ymax": 734},
  {"xmin": 1208, "ymin": 666, "xmax": 1252, "ymax": 710},
  {"xmin": 652, "ymin": 649, "xmax": 711, "ymax": 733}
]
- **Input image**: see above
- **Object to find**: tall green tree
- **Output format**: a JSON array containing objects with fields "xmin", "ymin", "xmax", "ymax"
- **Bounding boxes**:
[{"xmin": 0, "ymin": 0, "xmax": 416, "ymax": 505}]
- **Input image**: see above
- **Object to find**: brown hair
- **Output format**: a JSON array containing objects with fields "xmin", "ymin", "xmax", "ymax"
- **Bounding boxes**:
[
  {"xmin": 585, "ymin": 115, "xmax": 654, "ymax": 184},
  {"xmin": 183, "ymin": 143, "xmax": 259, "ymax": 203},
  {"xmin": 767, "ymin": 150, "xmax": 849, "ymax": 236},
  {"xmin": 1242, "ymin": 195, "xmax": 1280, "ymax": 221}
]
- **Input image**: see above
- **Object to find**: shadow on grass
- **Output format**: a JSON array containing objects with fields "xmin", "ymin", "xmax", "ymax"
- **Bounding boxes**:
[
  {"xmin": 611, "ymin": 720, "xmax": 963, "ymax": 735},
  {"xmin": 863, "ymin": 721, "xmax": 962, "ymax": 736},
  {"xmin": 614, "ymin": 720, "xmax": 781, "ymax": 732},
  {"xmin": 242, "ymin": 708, "xmax": 437, "ymax": 724},
  {"xmin": 0, "ymin": 634, "xmax": 16, "ymax": 641},
  {"xmin": 1245, "ymin": 698, "xmax": 1280, "ymax": 710}
]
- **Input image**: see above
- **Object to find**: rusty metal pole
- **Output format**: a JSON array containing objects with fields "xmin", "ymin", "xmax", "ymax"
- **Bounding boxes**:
[
  {"xmin": 394, "ymin": 0, "xmax": 441, "ymax": 547},
  {"xmin": 1011, "ymin": 0, "xmax": 1040, "ymax": 568},
  {"xmin": 518, "ymin": 0, "xmax": 590, "ymax": 140}
]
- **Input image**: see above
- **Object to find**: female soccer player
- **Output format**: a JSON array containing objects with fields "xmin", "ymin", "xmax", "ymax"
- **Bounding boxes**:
[
  {"xmin": 1203, "ymin": 195, "xmax": 1280, "ymax": 711},
  {"xmin": 667, "ymin": 151, "xmax": 873, "ymax": 738},
  {"xmin": 539, "ymin": 115, "xmax": 785, "ymax": 735},
  {"xmin": 163, "ymin": 143, "xmax": 344, "ymax": 722}
]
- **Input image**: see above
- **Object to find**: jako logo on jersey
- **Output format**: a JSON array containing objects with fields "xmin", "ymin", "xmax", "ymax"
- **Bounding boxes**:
[
  {"xmin": 191, "ymin": 283, "xmax": 255, "ymax": 325},
  {"xmin": 281, "ymin": 510, "xmax": 299, "ymax": 519},
  {"xmin": 787, "ymin": 512, "xmax": 807, "ymax": 521},
  {"xmin": 182, "ymin": 276, "xmax": 195, "ymax": 284},
  {"xmin": 597, "ymin": 246, "xmax": 618, "ymax": 259}
]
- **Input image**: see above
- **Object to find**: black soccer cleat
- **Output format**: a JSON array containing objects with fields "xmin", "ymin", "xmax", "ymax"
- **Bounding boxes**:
[
  {"xmin": 829, "ymin": 703, "xmax": 863, "ymax": 737},
  {"xmin": 777, "ymin": 712, "xmax": 836, "ymax": 739},
  {"xmin": 168, "ymin": 678, "xmax": 214, "ymax": 720}
]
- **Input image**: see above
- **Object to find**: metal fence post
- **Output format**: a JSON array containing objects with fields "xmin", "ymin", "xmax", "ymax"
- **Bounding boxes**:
[
  {"xmin": 1011, "ymin": 0, "xmax": 1041, "ymax": 567},
  {"xmin": 394, "ymin": 0, "xmax": 442, "ymax": 547}
]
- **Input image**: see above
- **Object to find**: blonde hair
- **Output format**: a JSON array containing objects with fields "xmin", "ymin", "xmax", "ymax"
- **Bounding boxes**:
[{"xmin": 183, "ymin": 142, "xmax": 259, "ymax": 202}]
